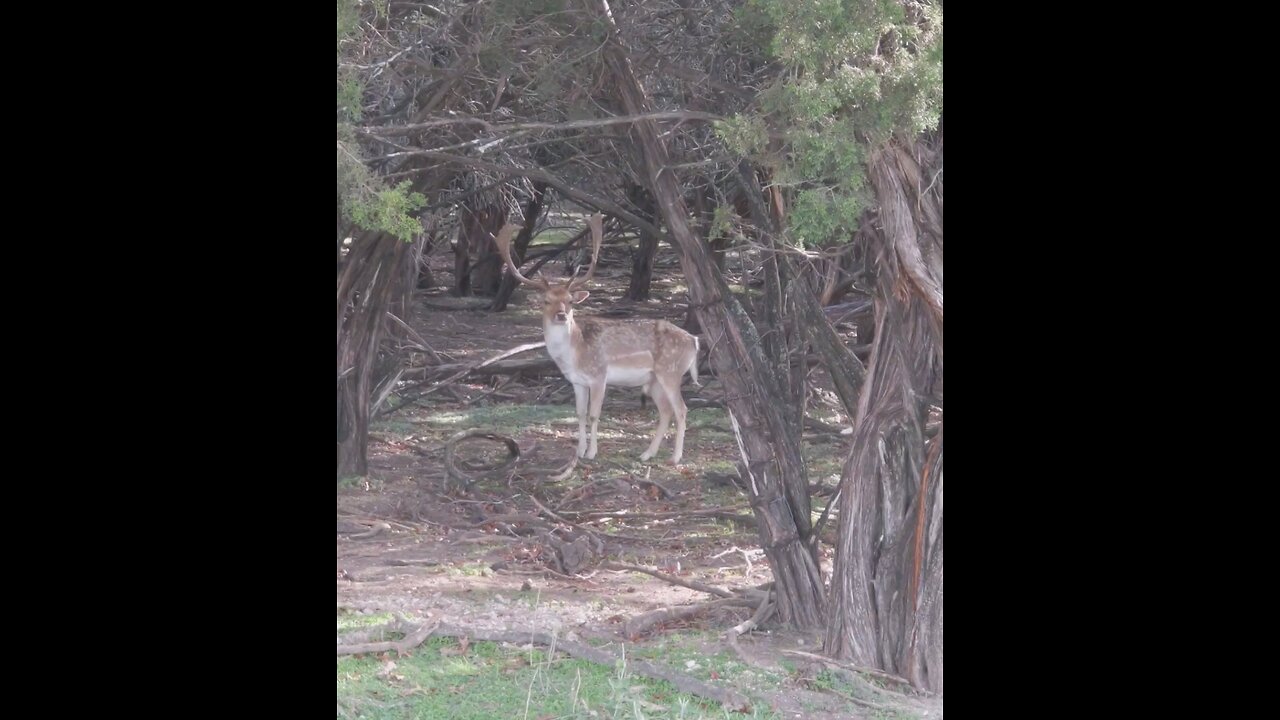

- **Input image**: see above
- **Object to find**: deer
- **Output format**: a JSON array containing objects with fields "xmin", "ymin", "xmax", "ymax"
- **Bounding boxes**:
[{"xmin": 494, "ymin": 214, "xmax": 700, "ymax": 465}]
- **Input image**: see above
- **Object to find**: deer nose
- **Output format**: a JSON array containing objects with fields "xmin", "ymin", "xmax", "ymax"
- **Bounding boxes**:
[{"xmin": 554, "ymin": 312, "xmax": 568, "ymax": 322}]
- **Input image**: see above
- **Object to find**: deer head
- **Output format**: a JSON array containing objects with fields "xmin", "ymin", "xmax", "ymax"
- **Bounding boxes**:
[{"xmin": 495, "ymin": 214, "xmax": 604, "ymax": 327}]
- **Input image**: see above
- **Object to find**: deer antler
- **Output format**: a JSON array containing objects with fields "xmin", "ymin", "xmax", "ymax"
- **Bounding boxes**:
[
  {"xmin": 494, "ymin": 222, "xmax": 549, "ymax": 289},
  {"xmin": 568, "ymin": 214, "xmax": 605, "ymax": 290}
]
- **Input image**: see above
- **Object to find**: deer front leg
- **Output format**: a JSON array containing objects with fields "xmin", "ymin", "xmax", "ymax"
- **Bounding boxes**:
[
  {"xmin": 586, "ymin": 380, "xmax": 607, "ymax": 459},
  {"xmin": 573, "ymin": 383, "xmax": 589, "ymax": 458}
]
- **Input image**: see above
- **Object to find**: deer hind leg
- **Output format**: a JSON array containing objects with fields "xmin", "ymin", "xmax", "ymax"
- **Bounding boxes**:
[
  {"xmin": 640, "ymin": 380, "xmax": 672, "ymax": 461},
  {"xmin": 573, "ymin": 383, "xmax": 590, "ymax": 458},
  {"xmin": 586, "ymin": 380, "xmax": 607, "ymax": 460},
  {"xmin": 651, "ymin": 375, "xmax": 688, "ymax": 465}
]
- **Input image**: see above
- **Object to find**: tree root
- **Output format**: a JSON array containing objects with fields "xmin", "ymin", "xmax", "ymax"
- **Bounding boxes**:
[
  {"xmin": 623, "ymin": 596, "xmax": 756, "ymax": 640},
  {"xmin": 780, "ymin": 649, "xmax": 917, "ymax": 692}
]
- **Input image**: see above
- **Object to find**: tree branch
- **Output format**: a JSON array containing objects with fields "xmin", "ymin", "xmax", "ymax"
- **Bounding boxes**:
[
  {"xmin": 368, "ymin": 149, "xmax": 664, "ymax": 238},
  {"xmin": 359, "ymin": 110, "xmax": 722, "ymax": 137}
]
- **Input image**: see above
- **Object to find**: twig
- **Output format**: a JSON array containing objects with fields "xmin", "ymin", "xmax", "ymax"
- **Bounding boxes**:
[
  {"xmin": 552, "ymin": 477, "xmax": 614, "ymax": 510},
  {"xmin": 604, "ymin": 461, "xmax": 675, "ymax": 499},
  {"xmin": 528, "ymin": 495, "xmax": 601, "ymax": 543}
]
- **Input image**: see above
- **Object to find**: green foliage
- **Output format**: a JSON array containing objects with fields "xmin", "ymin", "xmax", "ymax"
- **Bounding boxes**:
[
  {"xmin": 710, "ymin": 205, "xmax": 735, "ymax": 241},
  {"xmin": 336, "ymin": 0, "xmax": 358, "ymax": 44},
  {"xmin": 730, "ymin": 0, "xmax": 942, "ymax": 248},
  {"xmin": 715, "ymin": 115, "xmax": 770, "ymax": 159},
  {"xmin": 347, "ymin": 178, "xmax": 427, "ymax": 241},
  {"xmin": 791, "ymin": 188, "xmax": 865, "ymax": 247},
  {"xmin": 337, "ymin": 72, "xmax": 362, "ymax": 122},
  {"xmin": 336, "ymin": 0, "xmax": 426, "ymax": 242}
]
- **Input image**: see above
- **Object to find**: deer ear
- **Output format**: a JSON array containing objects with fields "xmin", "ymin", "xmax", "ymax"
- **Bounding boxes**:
[{"xmin": 571, "ymin": 291, "xmax": 589, "ymax": 304}]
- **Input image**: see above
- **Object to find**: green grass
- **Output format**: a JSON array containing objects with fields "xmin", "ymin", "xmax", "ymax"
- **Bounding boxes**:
[
  {"xmin": 336, "ymin": 635, "xmax": 777, "ymax": 719},
  {"xmin": 628, "ymin": 633, "xmax": 771, "ymax": 691},
  {"xmin": 686, "ymin": 408, "xmax": 731, "ymax": 433},
  {"xmin": 420, "ymin": 405, "xmax": 576, "ymax": 435},
  {"xmin": 528, "ymin": 227, "xmax": 578, "ymax": 247}
]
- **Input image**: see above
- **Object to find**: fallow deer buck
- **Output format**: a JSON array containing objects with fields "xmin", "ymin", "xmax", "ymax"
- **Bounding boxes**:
[{"xmin": 495, "ymin": 214, "xmax": 700, "ymax": 465}]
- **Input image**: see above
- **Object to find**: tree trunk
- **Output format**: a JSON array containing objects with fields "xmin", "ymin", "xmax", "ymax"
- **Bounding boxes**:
[
  {"xmin": 594, "ymin": 0, "xmax": 825, "ymax": 629},
  {"xmin": 338, "ymin": 229, "xmax": 414, "ymax": 477},
  {"xmin": 825, "ymin": 133, "xmax": 943, "ymax": 693},
  {"xmin": 492, "ymin": 182, "xmax": 549, "ymax": 311},
  {"xmin": 467, "ymin": 203, "xmax": 506, "ymax": 296},
  {"xmin": 625, "ymin": 181, "xmax": 659, "ymax": 301},
  {"xmin": 452, "ymin": 218, "xmax": 471, "ymax": 297}
]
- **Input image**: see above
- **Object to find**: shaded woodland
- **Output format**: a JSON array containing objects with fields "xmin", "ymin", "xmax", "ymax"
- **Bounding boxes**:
[{"xmin": 338, "ymin": 0, "xmax": 943, "ymax": 698}]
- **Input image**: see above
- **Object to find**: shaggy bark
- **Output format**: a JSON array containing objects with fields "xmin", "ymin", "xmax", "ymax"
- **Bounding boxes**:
[
  {"xmin": 338, "ymin": 229, "xmax": 414, "ymax": 477},
  {"xmin": 594, "ymin": 0, "xmax": 825, "ymax": 629},
  {"xmin": 825, "ymin": 132, "xmax": 944, "ymax": 693}
]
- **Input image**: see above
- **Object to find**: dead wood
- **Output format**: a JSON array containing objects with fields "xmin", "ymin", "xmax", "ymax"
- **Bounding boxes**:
[
  {"xmin": 623, "ymin": 596, "xmax": 756, "ymax": 640},
  {"xmin": 406, "ymin": 341, "xmax": 550, "ymax": 390},
  {"xmin": 601, "ymin": 561, "xmax": 735, "ymax": 599},
  {"xmin": 780, "ymin": 649, "xmax": 917, "ymax": 691},
  {"xmin": 560, "ymin": 506, "xmax": 750, "ymax": 523},
  {"xmin": 336, "ymin": 617, "xmax": 441, "ymax": 656},
  {"xmin": 443, "ymin": 429, "xmax": 520, "ymax": 489},
  {"xmin": 347, "ymin": 522, "xmax": 391, "ymax": 540}
]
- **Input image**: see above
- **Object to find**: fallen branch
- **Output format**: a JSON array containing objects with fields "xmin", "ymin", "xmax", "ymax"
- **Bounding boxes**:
[
  {"xmin": 409, "ymin": 341, "xmax": 550, "ymax": 391},
  {"xmin": 602, "ymin": 561, "xmax": 735, "ymax": 599},
  {"xmin": 347, "ymin": 522, "xmax": 391, "ymax": 540},
  {"xmin": 560, "ymin": 506, "xmax": 750, "ymax": 523},
  {"xmin": 560, "ymin": 506, "xmax": 756, "ymax": 530},
  {"xmin": 336, "ymin": 617, "xmax": 441, "ymax": 656}
]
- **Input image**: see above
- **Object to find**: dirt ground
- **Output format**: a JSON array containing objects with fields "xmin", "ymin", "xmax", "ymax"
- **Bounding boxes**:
[{"xmin": 338, "ymin": 239, "xmax": 941, "ymax": 719}]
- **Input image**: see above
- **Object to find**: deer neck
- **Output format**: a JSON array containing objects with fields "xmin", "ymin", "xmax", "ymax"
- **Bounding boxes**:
[{"xmin": 544, "ymin": 317, "xmax": 586, "ymax": 380}]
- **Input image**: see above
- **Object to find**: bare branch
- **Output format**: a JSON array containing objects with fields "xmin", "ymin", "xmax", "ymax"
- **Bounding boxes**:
[{"xmin": 359, "ymin": 110, "xmax": 723, "ymax": 136}]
